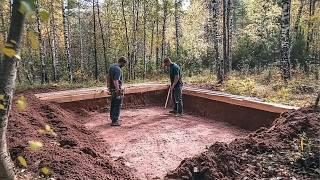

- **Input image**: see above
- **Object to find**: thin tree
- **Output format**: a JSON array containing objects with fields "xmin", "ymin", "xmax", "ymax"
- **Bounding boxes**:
[
  {"xmin": 92, "ymin": 0, "xmax": 98, "ymax": 80},
  {"xmin": 121, "ymin": 0, "xmax": 131, "ymax": 79},
  {"xmin": 0, "ymin": 0, "xmax": 27, "ymax": 178},
  {"xmin": 161, "ymin": 0, "xmax": 168, "ymax": 63},
  {"xmin": 96, "ymin": 0, "xmax": 108, "ymax": 75},
  {"xmin": 280, "ymin": 0, "xmax": 292, "ymax": 81},
  {"xmin": 62, "ymin": 0, "xmax": 73, "ymax": 82},
  {"xmin": 78, "ymin": 0, "xmax": 84, "ymax": 72},
  {"xmin": 305, "ymin": 0, "xmax": 316, "ymax": 74},
  {"xmin": 35, "ymin": 0, "xmax": 47, "ymax": 84},
  {"xmin": 211, "ymin": 0, "xmax": 223, "ymax": 83},
  {"xmin": 174, "ymin": 0, "xmax": 182, "ymax": 59},
  {"xmin": 132, "ymin": 0, "xmax": 140, "ymax": 79},
  {"xmin": 222, "ymin": 0, "xmax": 227, "ymax": 82},
  {"xmin": 150, "ymin": 20, "xmax": 155, "ymax": 69},
  {"xmin": 155, "ymin": 0, "xmax": 160, "ymax": 70},
  {"xmin": 50, "ymin": 0, "xmax": 58, "ymax": 81},
  {"xmin": 143, "ymin": 0, "xmax": 147, "ymax": 79}
]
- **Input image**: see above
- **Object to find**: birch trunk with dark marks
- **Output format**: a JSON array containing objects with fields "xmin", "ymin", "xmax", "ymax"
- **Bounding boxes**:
[
  {"xmin": 78, "ymin": 0, "xmax": 84, "ymax": 72},
  {"xmin": 121, "ymin": 0, "xmax": 131, "ymax": 79},
  {"xmin": 36, "ymin": 0, "xmax": 47, "ymax": 84},
  {"xmin": 174, "ymin": 0, "xmax": 182, "ymax": 59},
  {"xmin": 0, "ymin": 3, "xmax": 6, "ymax": 43},
  {"xmin": 0, "ymin": 0, "xmax": 27, "ymax": 179},
  {"xmin": 50, "ymin": 0, "xmax": 58, "ymax": 81},
  {"xmin": 280, "ymin": 0, "xmax": 292, "ymax": 81},
  {"xmin": 156, "ymin": 0, "xmax": 160, "ymax": 70},
  {"xmin": 96, "ymin": 0, "xmax": 108, "ymax": 76},
  {"xmin": 161, "ymin": 0, "xmax": 168, "ymax": 62},
  {"xmin": 143, "ymin": 0, "xmax": 147, "ymax": 79},
  {"xmin": 93, "ymin": 0, "xmax": 99, "ymax": 80},
  {"xmin": 150, "ymin": 20, "xmax": 155, "ymax": 68},
  {"xmin": 62, "ymin": 0, "xmax": 73, "ymax": 82}
]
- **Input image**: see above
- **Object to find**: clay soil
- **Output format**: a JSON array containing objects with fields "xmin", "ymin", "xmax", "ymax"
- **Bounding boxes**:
[
  {"xmin": 166, "ymin": 107, "xmax": 320, "ymax": 180},
  {"xmin": 84, "ymin": 107, "xmax": 247, "ymax": 179},
  {"xmin": 7, "ymin": 88, "xmax": 320, "ymax": 180},
  {"xmin": 8, "ymin": 91, "xmax": 136, "ymax": 180}
]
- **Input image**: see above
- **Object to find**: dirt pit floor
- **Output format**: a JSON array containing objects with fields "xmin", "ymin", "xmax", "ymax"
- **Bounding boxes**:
[{"xmin": 84, "ymin": 107, "xmax": 247, "ymax": 179}]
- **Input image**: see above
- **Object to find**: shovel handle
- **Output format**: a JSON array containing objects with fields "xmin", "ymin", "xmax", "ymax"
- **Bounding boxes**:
[{"xmin": 164, "ymin": 87, "xmax": 171, "ymax": 108}]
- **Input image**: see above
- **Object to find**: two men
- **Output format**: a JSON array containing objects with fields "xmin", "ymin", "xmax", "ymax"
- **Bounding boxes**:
[
  {"xmin": 107, "ymin": 57, "xmax": 127, "ymax": 126},
  {"xmin": 107, "ymin": 56, "xmax": 183, "ymax": 126}
]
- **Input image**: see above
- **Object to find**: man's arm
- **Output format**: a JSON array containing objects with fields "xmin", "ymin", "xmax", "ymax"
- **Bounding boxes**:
[
  {"xmin": 171, "ymin": 75, "xmax": 180, "ymax": 90},
  {"xmin": 113, "ymin": 80, "xmax": 120, "ymax": 91}
]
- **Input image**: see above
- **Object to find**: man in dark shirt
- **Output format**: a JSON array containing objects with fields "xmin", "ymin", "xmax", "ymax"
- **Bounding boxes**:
[
  {"xmin": 107, "ymin": 57, "xmax": 127, "ymax": 126},
  {"xmin": 163, "ymin": 57, "xmax": 183, "ymax": 116}
]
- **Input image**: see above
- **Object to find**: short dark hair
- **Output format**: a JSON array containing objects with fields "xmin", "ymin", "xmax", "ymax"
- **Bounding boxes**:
[
  {"xmin": 118, "ymin": 56, "xmax": 127, "ymax": 64},
  {"xmin": 163, "ymin": 57, "xmax": 171, "ymax": 63}
]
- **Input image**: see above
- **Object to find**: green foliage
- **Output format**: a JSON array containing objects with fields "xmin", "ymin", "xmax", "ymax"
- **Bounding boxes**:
[{"xmin": 224, "ymin": 76, "xmax": 257, "ymax": 96}]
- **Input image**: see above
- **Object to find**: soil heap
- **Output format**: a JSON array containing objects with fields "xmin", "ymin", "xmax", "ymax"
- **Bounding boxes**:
[{"xmin": 166, "ymin": 107, "xmax": 320, "ymax": 180}]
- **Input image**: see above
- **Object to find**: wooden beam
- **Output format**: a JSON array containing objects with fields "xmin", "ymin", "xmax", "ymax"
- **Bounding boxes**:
[
  {"xmin": 35, "ymin": 83, "xmax": 169, "ymax": 103},
  {"xmin": 35, "ymin": 84, "xmax": 297, "ymax": 113},
  {"xmin": 183, "ymin": 87, "xmax": 298, "ymax": 113}
]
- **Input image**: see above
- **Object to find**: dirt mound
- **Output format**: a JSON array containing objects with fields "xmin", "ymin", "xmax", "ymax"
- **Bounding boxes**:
[
  {"xmin": 8, "ymin": 90, "xmax": 136, "ymax": 179},
  {"xmin": 166, "ymin": 107, "xmax": 320, "ymax": 179}
]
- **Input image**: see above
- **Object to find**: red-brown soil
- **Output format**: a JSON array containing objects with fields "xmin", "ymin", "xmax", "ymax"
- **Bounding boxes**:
[
  {"xmin": 8, "ymin": 91, "xmax": 137, "ymax": 179},
  {"xmin": 84, "ymin": 107, "xmax": 247, "ymax": 179},
  {"xmin": 166, "ymin": 107, "xmax": 320, "ymax": 180}
]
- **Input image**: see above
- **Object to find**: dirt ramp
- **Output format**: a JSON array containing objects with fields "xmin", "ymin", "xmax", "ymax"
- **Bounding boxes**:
[
  {"xmin": 8, "ymin": 91, "xmax": 137, "ymax": 179},
  {"xmin": 166, "ymin": 107, "xmax": 320, "ymax": 179}
]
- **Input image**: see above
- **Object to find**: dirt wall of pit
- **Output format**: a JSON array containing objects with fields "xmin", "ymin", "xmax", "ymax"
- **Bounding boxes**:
[{"xmin": 59, "ymin": 90, "xmax": 280, "ymax": 131}]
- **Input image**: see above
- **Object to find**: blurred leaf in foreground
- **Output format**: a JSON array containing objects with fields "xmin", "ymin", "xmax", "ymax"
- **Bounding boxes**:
[{"xmin": 17, "ymin": 156, "xmax": 27, "ymax": 167}]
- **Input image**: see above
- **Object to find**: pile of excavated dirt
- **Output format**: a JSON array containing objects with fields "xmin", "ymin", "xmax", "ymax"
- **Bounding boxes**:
[
  {"xmin": 166, "ymin": 107, "xmax": 320, "ymax": 179},
  {"xmin": 8, "ymin": 90, "xmax": 136, "ymax": 179}
]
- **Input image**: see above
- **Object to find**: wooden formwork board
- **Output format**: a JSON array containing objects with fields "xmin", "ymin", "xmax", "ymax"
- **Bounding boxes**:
[{"xmin": 35, "ymin": 84, "xmax": 298, "ymax": 113}]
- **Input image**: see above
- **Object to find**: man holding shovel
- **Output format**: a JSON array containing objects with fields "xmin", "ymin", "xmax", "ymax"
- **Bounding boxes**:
[
  {"xmin": 164, "ymin": 57, "xmax": 183, "ymax": 116},
  {"xmin": 107, "ymin": 57, "xmax": 127, "ymax": 126}
]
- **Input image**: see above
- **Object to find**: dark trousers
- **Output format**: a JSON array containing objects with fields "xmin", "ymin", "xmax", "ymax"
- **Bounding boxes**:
[
  {"xmin": 172, "ymin": 85, "xmax": 183, "ymax": 114},
  {"xmin": 110, "ymin": 93, "xmax": 123, "ymax": 123}
]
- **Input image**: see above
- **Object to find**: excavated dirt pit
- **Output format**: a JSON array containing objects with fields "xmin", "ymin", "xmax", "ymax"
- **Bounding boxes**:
[{"xmin": 57, "ymin": 89, "xmax": 281, "ymax": 179}]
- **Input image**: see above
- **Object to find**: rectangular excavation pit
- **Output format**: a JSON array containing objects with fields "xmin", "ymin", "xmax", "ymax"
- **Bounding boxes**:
[{"xmin": 35, "ymin": 84, "xmax": 296, "ymax": 179}]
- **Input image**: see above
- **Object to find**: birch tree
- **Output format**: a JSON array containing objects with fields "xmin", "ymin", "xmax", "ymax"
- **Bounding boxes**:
[
  {"xmin": 280, "ymin": 0, "xmax": 292, "ymax": 81},
  {"xmin": 62, "ymin": 0, "xmax": 73, "ymax": 82},
  {"xmin": 0, "ymin": 0, "xmax": 29, "ymax": 178}
]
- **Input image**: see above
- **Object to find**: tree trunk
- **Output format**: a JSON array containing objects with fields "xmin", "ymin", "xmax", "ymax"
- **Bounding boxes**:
[
  {"xmin": 121, "ymin": 0, "xmax": 131, "ymax": 80},
  {"xmin": 211, "ymin": 0, "xmax": 223, "ymax": 83},
  {"xmin": 0, "ymin": 3, "xmax": 6, "ymax": 43},
  {"xmin": 132, "ymin": 0, "xmax": 140, "ymax": 79},
  {"xmin": 78, "ymin": 0, "xmax": 84, "ymax": 72},
  {"xmin": 150, "ymin": 20, "xmax": 155, "ymax": 69},
  {"xmin": 280, "ymin": 0, "xmax": 292, "ymax": 81},
  {"xmin": 161, "ymin": 0, "xmax": 168, "ymax": 63},
  {"xmin": 93, "ymin": 0, "xmax": 98, "ymax": 80},
  {"xmin": 0, "ymin": 0, "xmax": 27, "ymax": 179},
  {"xmin": 174, "ymin": 0, "xmax": 182, "ymax": 59},
  {"xmin": 96, "ymin": 0, "xmax": 108, "ymax": 76},
  {"xmin": 290, "ymin": 0, "xmax": 304, "ymax": 70},
  {"xmin": 36, "ymin": 0, "xmax": 47, "ymax": 84},
  {"xmin": 50, "ymin": 0, "xmax": 58, "ymax": 81},
  {"xmin": 221, "ymin": 0, "xmax": 228, "ymax": 79},
  {"xmin": 155, "ymin": 0, "xmax": 160, "ymax": 70},
  {"xmin": 305, "ymin": 0, "xmax": 316, "ymax": 74},
  {"xmin": 143, "ymin": 0, "xmax": 147, "ymax": 79},
  {"xmin": 62, "ymin": 0, "xmax": 73, "ymax": 82}
]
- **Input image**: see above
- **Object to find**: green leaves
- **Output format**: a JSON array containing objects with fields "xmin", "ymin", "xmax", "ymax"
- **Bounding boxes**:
[
  {"xmin": 19, "ymin": 0, "xmax": 34, "ymax": 16},
  {"xmin": 39, "ymin": 9, "xmax": 50, "ymax": 23}
]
